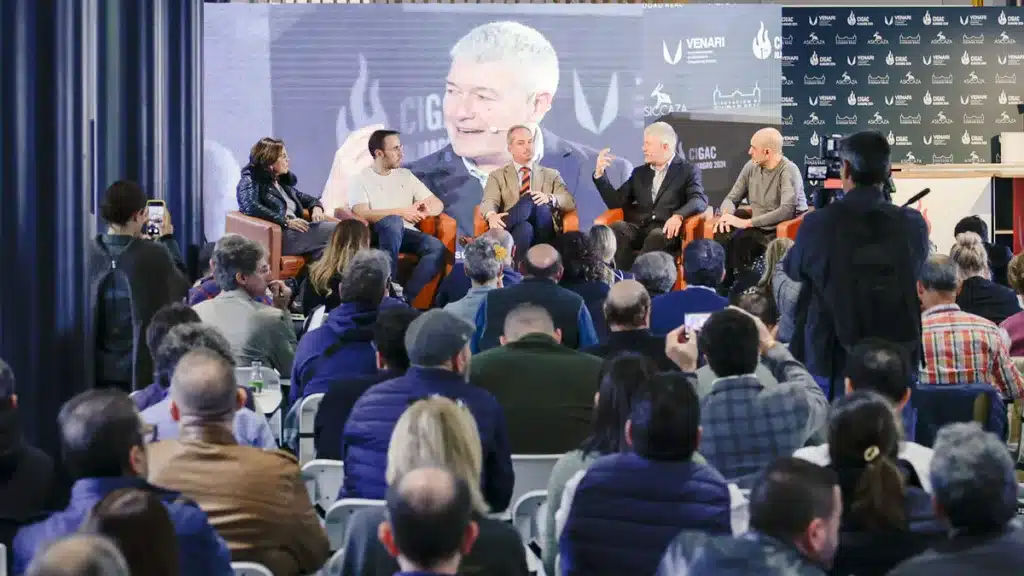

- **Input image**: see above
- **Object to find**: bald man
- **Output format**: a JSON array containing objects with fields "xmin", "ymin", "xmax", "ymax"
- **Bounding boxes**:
[
  {"xmin": 470, "ymin": 304, "xmax": 602, "ymax": 453},
  {"xmin": 471, "ymin": 244, "xmax": 599, "ymax": 352},
  {"xmin": 26, "ymin": 535, "xmax": 130, "ymax": 576},
  {"xmin": 584, "ymin": 280, "xmax": 677, "ymax": 370}
]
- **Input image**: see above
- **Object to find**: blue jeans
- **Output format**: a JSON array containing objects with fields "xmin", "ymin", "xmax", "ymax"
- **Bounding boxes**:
[
  {"xmin": 505, "ymin": 194, "xmax": 555, "ymax": 255},
  {"xmin": 373, "ymin": 215, "xmax": 446, "ymax": 300}
]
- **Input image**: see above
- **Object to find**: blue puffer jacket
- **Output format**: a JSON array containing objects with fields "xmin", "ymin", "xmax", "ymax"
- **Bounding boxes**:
[
  {"xmin": 340, "ymin": 367, "xmax": 515, "ymax": 512},
  {"xmin": 560, "ymin": 452, "xmax": 732, "ymax": 576}
]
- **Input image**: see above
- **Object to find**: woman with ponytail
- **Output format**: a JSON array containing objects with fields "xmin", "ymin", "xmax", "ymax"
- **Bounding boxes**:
[{"xmin": 828, "ymin": 391, "xmax": 944, "ymax": 575}]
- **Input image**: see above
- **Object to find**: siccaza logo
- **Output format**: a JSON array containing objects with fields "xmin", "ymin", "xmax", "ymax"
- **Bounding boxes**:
[
  {"xmin": 663, "ymin": 40, "xmax": 683, "ymax": 65},
  {"xmin": 336, "ymin": 54, "xmax": 389, "ymax": 148},
  {"xmin": 573, "ymin": 70, "xmax": 618, "ymax": 135},
  {"xmin": 753, "ymin": 22, "xmax": 772, "ymax": 60}
]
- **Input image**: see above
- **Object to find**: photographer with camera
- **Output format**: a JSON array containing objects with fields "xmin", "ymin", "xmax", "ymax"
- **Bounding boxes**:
[{"xmin": 87, "ymin": 180, "xmax": 189, "ymax": 392}]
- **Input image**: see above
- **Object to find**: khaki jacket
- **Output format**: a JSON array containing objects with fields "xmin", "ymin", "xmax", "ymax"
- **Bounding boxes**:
[
  {"xmin": 147, "ymin": 425, "xmax": 330, "ymax": 576},
  {"xmin": 480, "ymin": 163, "xmax": 575, "ymax": 218}
]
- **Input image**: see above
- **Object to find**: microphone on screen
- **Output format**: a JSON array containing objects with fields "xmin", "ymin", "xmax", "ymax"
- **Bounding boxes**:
[{"xmin": 901, "ymin": 188, "xmax": 931, "ymax": 208}]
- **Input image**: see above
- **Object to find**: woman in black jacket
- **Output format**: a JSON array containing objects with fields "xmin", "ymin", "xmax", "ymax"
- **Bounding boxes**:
[{"xmin": 236, "ymin": 137, "xmax": 336, "ymax": 260}]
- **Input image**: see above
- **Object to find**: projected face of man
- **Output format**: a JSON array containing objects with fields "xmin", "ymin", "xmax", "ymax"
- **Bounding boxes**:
[{"xmin": 444, "ymin": 58, "xmax": 551, "ymax": 168}]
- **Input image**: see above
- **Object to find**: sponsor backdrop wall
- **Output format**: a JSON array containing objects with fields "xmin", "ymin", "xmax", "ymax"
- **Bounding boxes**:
[
  {"xmin": 203, "ymin": 3, "xmax": 780, "ymax": 240},
  {"xmin": 782, "ymin": 7, "xmax": 1024, "ymax": 169}
]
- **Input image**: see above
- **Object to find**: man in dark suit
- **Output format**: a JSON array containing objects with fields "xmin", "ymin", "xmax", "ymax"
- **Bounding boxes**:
[{"xmin": 593, "ymin": 121, "xmax": 708, "ymax": 269}]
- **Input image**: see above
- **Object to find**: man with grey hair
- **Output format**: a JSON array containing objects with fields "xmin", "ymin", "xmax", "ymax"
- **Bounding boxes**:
[
  {"xmin": 342, "ymin": 309, "xmax": 514, "ymax": 511},
  {"xmin": 594, "ymin": 121, "xmax": 707, "ymax": 269},
  {"xmin": 584, "ymin": 280, "xmax": 675, "ymax": 370},
  {"xmin": 481, "ymin": 124, "xmax": 575, "ymax": 252},
  {"xmin": 322, "ymin": 21, "xmax": 632, "ymax": 236},
  {"xmin": 188, "ymin": 234, "xmax": 273, "ymax": 306},
  {"xmin": 193, "ymin": 234, "xmax": 296, "ymax": 376},
  {"xmin": 435, "ymin": 229, "xmax": 521, "ymax": 308},
  {"xmin": 26, "ymin": 535, "xmax": 130, "ymax": 576},
  {"xmin": 147, "ymin": 349, "xmax": 330, "ymax": 576},
  {"xmin": 470, "ymin": 303, "xmax": 601, "ymax": 453},
  {"xmin": 890, "ymin": 422, "xmax": 1024, "ymax": 575},
  {"xmin": 918, "ymin": 255, "xmax": 1024, "ymax": 398},
  {"xmin": 631, "ymin": 251, "xmax": 677, "ymax": 298},
  {"xmin": 590, "ymin": 224, "xmax": 632, "ymax": 282},
  {"xmin": 444, "ymin": 237, "xmax": 504, "ymax": 327}
]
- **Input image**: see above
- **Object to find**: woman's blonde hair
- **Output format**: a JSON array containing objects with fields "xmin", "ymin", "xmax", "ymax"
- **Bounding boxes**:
[
  {"xmin": 248, "ymin": 137, "xmax": 285, "ymax": 169},
  {"xmin": 757, "ymin": 237, "xmax": 794, "ymax": 292},
  {"xmin": 950, "ymin": 232, "xmax": 989, "ymax": 280},
  {"xmin": 307, "ymin": 220, "xmax": 371, "ymax": 296},
  {"xmin": 1008, "ymin": 253, "xmax": 1024, "ymax": 296},
  {"xmin": 386, "ymin": 397, "xmax": 488, "ymax": 514}
]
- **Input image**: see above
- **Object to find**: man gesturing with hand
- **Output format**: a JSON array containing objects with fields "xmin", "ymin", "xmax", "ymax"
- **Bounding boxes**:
[{"xmin": 593, "ymin": 122, "xmax": 707, "ymax": 269}]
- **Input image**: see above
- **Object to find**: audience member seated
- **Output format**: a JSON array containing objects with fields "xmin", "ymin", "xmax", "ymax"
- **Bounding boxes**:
[
  {"xmin": 141, "ymin": 323, "xmax": 276, "ymax": 449},
  {"xmin": 557, "ymin": 232, "xmax": 613, "ymax": 342},
  {"xmin": 343, "ymin": 310, "xmax": 514, "ymax": 512},
  {"xmin": 88, "ymin": 180, "xmax": 188, "ymax": 392},
  {"xmin": 796, "ymin": 338, "xmax": 933, "ymax": 491},
  {"xmin": 26, "ymin": 535, "xmax": 131, "ymax": 576},
  {"xmin": 350, "ymin": 129, "xmax": 446, "ymax": 301},
  {"xmin": 80, "ymin": 488, "xmax": 180, "ymax": 576},
  {"xmin": 470, "ymin": 305, "xmax": 602, "ymax": 454},
  {"xmin": 189, "ymin": 238, "xmax": 273, "ymax": 308},
  {"xmin": 630, "ymin": 251, "xmax": 677, "ymax": 299},
  {"xmin": 918, "ymin": 255, "xmax": 1024, "ymax": 399},
  {"xmin": 315, "ymin": 307, "xmax": 420, "ymax": 461},
  {"xmin": 339, "ymin": 398, "xmax": 528, "ymax": 576},
  {"xmin": 590, "ymin": 224, "xmax": 632, "ymax": 282},
  {"xmin": 192, "ymin": 234, "xmax": 296, "ymax": 376},
  {"xmin": 761, "ymin": 238, "xmax": 798, "ymax": 343},
  {"xmin": 657, "ymin": 458, "xmax": 841, "ymax": 576},
  {"xmin": 13, "ymin": 389, "xmax": 232, "ymax": 575},
  {"xmin": 377, "ymin": 467, "xmax": 480, "ymax": 576},
  {"xmin": 132, "ymin": 303, "xmax": 201, "ymax": 411},
  {"xmin": 695, "ymin": 291, "xmax": 778, "ymax": 399},
  {"xmin": 291, "ymin": 249, "xmax": 402, "ymax": 403},
  {"xmin": 0, "ymin": 359, "xmax": 54, "ymax": 538},
  {"xmin": 825, "ymin": 391, "xmax": 943, "ymax": 575},
  {"xmin": 473, "ymin": 245, "xmax": 598, "ymax": 352},
  {"xmin": 558, "ymin": 373, "xmax": 731, "ymax": 576},
  {"xmin": 650, "ymin": 240, "xmax": 728, "ymax": 335},
  {"xmin": 954, "ymin": 216, "xmax": 1013, "ymax": 287},
  {"xmin": 1000, "ymin": 252, "xmax": 1024, "ymax": 356},
  {"xmin": 543, "ymin": 354, "xmax": 657, "ymax": 575},
  {"xmin": 699, "ymin": 308, "xmax": 828, "ymax": 488},
  {"xmin": 890, "ymin": 423, "xmax": 1024, "ymax": 576},
  {"xmin": 236, "ymin": 136, "xmax": 336, "ymax": 260},
  {"xmin": 435, "ymin": 230, "xmax": 521, "ymax": 308},
  {"xmin": 299, "ymin": 219, "xmax": 371, "ymax": 314},
  {"xmin": 951, "ymin": 232, "xmax": 1021, "ymax": 325},
  {"xmin": 584, "ymin": 280, "xmax": 677, "ymax": 371},
  {"xmin": 146, "ymin": 350, "xmax": 329, "ymax": 576},
  {"xmin": 443, "ymin": 237, "xmax": 506, "ymax": 328}
]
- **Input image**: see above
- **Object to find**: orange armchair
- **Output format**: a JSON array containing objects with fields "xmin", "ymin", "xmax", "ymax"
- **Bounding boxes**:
[
  {"xmin": 594, "ymin": 209, "xmax": 705, "ymax": 291},
  {"xmin": 225, "ymin": 211, "xmax": 340, "ymax": 280},
  {"xmin": 472, "ymin": 205, "xmax": 580, "ymax": 241},
  {"xmin": 703, "ymin": 207, "xmax": 810, "ymax": 240}
]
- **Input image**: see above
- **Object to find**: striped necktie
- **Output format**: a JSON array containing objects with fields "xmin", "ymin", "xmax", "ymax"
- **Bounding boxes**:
[{"xmin": 519, "ymin": 166, "xmax": 531, "ymax": 196}]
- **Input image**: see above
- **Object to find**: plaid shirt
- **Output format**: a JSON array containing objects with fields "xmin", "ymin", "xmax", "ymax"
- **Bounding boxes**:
[
  {"xmin": 699, "ymin": 344, "xmax": 828, "ymax": 489},
  {"xmin": 188, "ymin": 276, "xmax": 273, "ymax": 307},
  {"xmin": 920, "ymin": 303, "xmax": 1024, "ymax": 399}
]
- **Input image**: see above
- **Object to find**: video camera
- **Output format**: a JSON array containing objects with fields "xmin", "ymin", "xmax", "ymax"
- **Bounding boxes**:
[{"xmin": 803, "ymin": 133, "xmax": 844, "ymax": 184}]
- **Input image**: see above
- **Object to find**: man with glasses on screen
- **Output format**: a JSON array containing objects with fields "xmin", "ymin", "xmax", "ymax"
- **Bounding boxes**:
[{"xmin": 322, "ymin": 20, "xmax": 632, "ymax": 238}]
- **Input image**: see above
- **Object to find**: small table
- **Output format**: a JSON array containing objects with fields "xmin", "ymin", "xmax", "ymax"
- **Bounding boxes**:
[{"xmin": 253, "ymin": 387, "xmax": 283, "ymax": 417}]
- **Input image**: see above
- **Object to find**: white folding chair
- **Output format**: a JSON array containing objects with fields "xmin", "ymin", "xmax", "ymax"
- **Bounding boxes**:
[
  {"xmin": 297, "ymin": 393, "xmax": 325, "ymax": 465},
  {"xmin": 510, "ymin": 489, "xmax": 548, "ymax": 544},
  {"xmin": 322, "ymin": 548, "xmax": 345, "ymax": 576},
  {"xmin": 324, "ymin": 498, "xmax": 386, "ymax": 551},
  {"xmin": 0, "ymin": 542, "xmax": 7, "ymax": 576},
  {"xmin": 302, "ymin": 459, "xmax": 345, "ymax": 517},
  {"xmin": 502, "ymin": 455, "xmax": 560, "ymax": 518},
  {"xmin": 231, "ymin": 562, "xmax": 273, "ymax": 576}
]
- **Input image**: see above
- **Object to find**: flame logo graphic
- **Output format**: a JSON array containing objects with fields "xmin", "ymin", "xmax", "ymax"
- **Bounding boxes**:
[
  {"xmin": 752, "ymin": 22, "xmax": 772, "ymax": 60},
  {"xmin": 336, "ymin": 54, "xmax": 389, "ymax": 149}
]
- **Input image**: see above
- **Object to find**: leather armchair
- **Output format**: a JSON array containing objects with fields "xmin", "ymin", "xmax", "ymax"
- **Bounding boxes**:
[
  {"xmin": 594, "ymin": 209, "xmax": 705, "ymax": 291},
  {"xmin": 224, "ymin": 212, "xmax": 305, "ymax": 280},
  {"xmin": 702, "ymin": 206, "xmax": 811, "ymax": 240},
  {"xmin": 472, "ymin": 205, "xmax": 580, "ymax": 240}
]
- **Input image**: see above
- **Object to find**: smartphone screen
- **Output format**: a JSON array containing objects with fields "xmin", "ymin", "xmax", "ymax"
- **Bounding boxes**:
[
  {"xmin": 147, "ymin": 204, "xmax": 165, "ymax": 223},
  {"xmin": 684, "ymin": 313, "xmax": 711, "ymax": 331}
]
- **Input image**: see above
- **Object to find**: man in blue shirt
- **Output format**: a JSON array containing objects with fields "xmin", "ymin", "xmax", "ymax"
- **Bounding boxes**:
[{"xmin": 14, "ymin": 389, "xmax": 233, "ymax": 575}]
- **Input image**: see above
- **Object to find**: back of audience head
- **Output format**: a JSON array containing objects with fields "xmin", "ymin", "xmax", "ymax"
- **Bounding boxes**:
[
  {"xmin": 730, "ymin": 289, "xmax": 778, "ymax": 331},
  {"xmin": 683, "ymin": 240, "xmax": 725, "ymax": 289},
  {"xmin": 308, "ymin": 219, "xmax": 372, "ymax": 297},
  {"xmin": 481, "ymin": 229, "xmax": 514, "ymax": 266},
  {"xmin": 838, "ymin": 131, "xmax": 891, "ymax": 190},
  {"xmin": 522, "ymin": 244, "xmax": 563, "ymax": 281},
  {"xmin": 169, "ymin": 348, "xmax": 244, "ymax": 427},
  {"xmin": 588, "ymin": 225, "xmax": 617, "ymax": 266},
  {"xmin": 152, "ymin": 323, "xmax": 235, "ymax": 391},
  {"xmin": 26, "ymin": 534, "xmax": 130, "ymax": 576},
  {"xmin": 339, "ymin": 248, "xmax": 392, "ymax": 306},
  {"xmin": 749, "ymin": 458, "xmax": 841, "ymax": 568},
  {"xmin": 582, "ymin": 353, "xmax": 657, "ymax": 458},
  {"xmin": 59, "ymin": 389, "xmax": 147, "ymax": 481},
  {"xmin": 954, "ymin": 216, "xmax": 988, "ymax": 244},
  {"xmin": 632, "ymin": 251, "xmax": 677, "ymax": 296},
  {"xmin": 698, "ymin": 308, "xmax": 759, "ymax": 378},
  {"xmin": 917, "ymin": 254, "xmax": 960, "ymax": 309},
  {"xmin": 211, "ymin": 234, "xmax": 268, "ymax": 296},
  {"xmin": 845, "ymin": 338, "xmax": 911, "ymax": 409},
  {"xmin": 1009, "ymin": 253, "xmax": 1024, "ymax": 296},
  {"xmin": 387, "ymin": 396, "xmax": 488, "ymax": 514},
  {"xmin": 931, "ymin": 422, "xmax": 1016, "ymax": 532},
  {"xmin": 145, "ymin": 304, "xmax": 201, "ymax": 371},
  {"xmin": 404, "ymin": 310, "xmax": 473, "ymax": 377},
  {"xmin": 375, "ymin": 307, "xmax": 421, "ymax": 373},
  {"xmin": 627, "ymin": 372, "xmax": 700, "ymax": 462},
  {"xmin": 556, "ymin": 231, "xmax": 611, "ymax": 285},
  {"xmin": 828, "ymin": 390, "xmax": 907, "ymax": 532},
  {"xmin": 950, "ymin": 232, "xmax": 989, "ymax": 280},
  {"xmin": 463, "ymin": 237, "xmax": 503, "ymax": 289},
  {"xmin": 380, "ymin": 467, "xmax": 478, "ymax": 574},
  {"xmin": 603, "ymin": 280, "xmax": 651, "ymax": 331},
  {"xmin": 500, "ymin": 303, "xmax": 560, "ymax": 345},
  {"xmin": 0, "ymin": 358, "xmax": 19, "ymax": 412},
  {"xmin": 758, "ymin": 237, "xmax": 794, "ymax": 291},
  {"xmin": 100, "ymin": 180, "xmax": 148, "ymax": 231},
  {"xmin": 80, "ymin": 488, "xmax": 179, "ymax": 576}
]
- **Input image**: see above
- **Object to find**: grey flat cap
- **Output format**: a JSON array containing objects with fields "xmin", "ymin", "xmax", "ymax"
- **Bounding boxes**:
[{"xmin": 405, "ymin": 309, "xmax": 474, "ymax": 366}]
